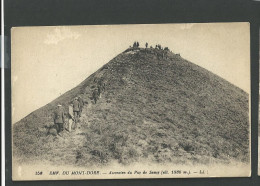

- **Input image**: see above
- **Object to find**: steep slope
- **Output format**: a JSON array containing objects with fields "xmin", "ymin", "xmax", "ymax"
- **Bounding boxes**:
[{"xmin": 13, "ymin": 47, "xmax": 249, "ymax": 166}]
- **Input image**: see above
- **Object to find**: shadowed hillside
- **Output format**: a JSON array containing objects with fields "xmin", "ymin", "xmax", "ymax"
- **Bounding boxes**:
[{"xmin": 13, "ymin": 47, "xmax": 249, "ymax": 166}]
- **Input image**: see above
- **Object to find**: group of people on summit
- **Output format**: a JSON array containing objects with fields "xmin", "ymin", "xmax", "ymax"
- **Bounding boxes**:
[
  {"xmin": 131, "ymin": 41, "xmax": 170, "ymax": 60},
  {"xmin": 132, "ymin": 41, "xmax": 170, "ymax": 52}
]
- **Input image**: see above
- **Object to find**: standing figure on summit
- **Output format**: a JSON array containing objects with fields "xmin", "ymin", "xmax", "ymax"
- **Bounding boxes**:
[
  {"xmin": 53, "ymin": 104, "xmax": 65, "ymax": 136},
  {"xmin": 73, "ymin": 97, "xmax": 80, "ymax": 124}
]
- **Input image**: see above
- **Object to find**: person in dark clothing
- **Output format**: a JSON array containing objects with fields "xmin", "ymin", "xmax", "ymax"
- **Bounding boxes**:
[
  {"xmin": 78, "ymin": 96, "xmax": 84, "ymax": 117},
  {"xmin": 92, "ymin": 89, "xmax": 98, "ymax": 104},
  {"xmin": 73, "ymin": 97, "xmax": 80, "ymax": 123},
  {"xmin": 98, "ymin": 79, "xmax": 106, "ymax": 93},
  {"xmin": 102, "ymin": 82, "xmax": 106, "ymax": 92},
  {"xmin": 53, "ymin": 104, "xmax": 65, "ymax": 135},
  {"xmin": 97, "ymin": 85, "xmax": 101, "ymax": 98}
]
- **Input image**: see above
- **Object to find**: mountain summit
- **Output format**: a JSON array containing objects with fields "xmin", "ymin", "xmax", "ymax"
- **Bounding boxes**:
[{"xmin": 13, "ymin": 47, "xmax": 249, "ymax": 166}]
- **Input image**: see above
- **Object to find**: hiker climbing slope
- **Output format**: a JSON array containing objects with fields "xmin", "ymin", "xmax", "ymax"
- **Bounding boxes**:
[
  {"xmin": 53, "ymin": 104, "xmax": 65, "ymax": 136},
  {"xmin": 92, "ymin": 89, "xmax": 99, "ymax": 104},
  {"xmin": 73, "ymin": 97, "xmax": 80, "ymax": 124},
  {"xmin": 97, "ymin": 85, "xmax": 101, "ymax": 98},
  {"xmin": 78, "ymin": 96, "xmax": 84, "ymax": 117},
  {"xmin": 68, "ymin": 103, "xmax": 74, "ymax": 132}
]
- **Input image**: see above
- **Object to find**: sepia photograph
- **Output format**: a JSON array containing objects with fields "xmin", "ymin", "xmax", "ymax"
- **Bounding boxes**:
[{"xmin": 11, "ymin": 23, "xmax": 250, "ymax": 180}]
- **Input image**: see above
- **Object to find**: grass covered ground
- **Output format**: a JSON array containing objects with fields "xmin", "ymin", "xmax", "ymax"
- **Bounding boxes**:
[{"xmin": 13, "ymin": 47, "xmax": 250, "ymax": 167}]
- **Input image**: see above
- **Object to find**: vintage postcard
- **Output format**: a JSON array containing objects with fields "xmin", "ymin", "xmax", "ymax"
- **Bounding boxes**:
[{"xmin": 12, "ymin": 23, "xmax": 250, "ymax": 180}]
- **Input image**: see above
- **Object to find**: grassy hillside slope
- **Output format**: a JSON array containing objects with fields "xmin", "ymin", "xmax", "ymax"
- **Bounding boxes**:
[{"xmin": 13, "ymin": 47, "xmax": 249, "ymax": 166}]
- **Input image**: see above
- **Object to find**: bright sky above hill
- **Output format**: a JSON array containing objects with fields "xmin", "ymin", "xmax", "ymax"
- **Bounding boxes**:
[{"xmin": 11, "ymin": 23, "xmax": 250, "ymax": 123}]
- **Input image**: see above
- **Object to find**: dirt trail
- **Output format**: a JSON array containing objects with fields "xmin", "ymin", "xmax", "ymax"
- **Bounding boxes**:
[{"xmin": 49, "ymin": 104, "xmax": 92, "ymax": 165}]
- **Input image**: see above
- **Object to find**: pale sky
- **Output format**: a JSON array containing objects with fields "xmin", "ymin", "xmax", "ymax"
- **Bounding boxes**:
[{"xmin": 11, "ymin": 23, "xmax": 250, "ymax": 124}]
